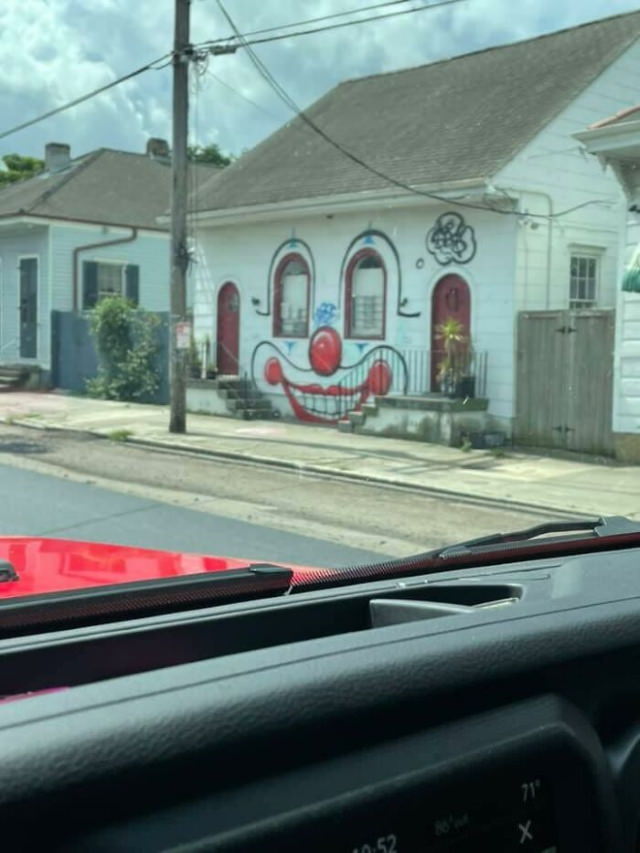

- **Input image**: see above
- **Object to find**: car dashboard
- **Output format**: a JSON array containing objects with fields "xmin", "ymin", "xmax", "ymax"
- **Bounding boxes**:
[{"xmin": 1, "ymin": 546, "xmax": 640, "ymax": 850}]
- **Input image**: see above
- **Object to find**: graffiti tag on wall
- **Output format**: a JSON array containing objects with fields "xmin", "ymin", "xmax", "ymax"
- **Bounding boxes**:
[{"xmin": 426, "ymin": 212, "xmax": 477, "ymax": 265}]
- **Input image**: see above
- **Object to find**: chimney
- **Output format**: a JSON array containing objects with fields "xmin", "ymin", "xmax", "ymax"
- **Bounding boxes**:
[
  {"xmin": 45, "ymin": 143, "xmax": 71, "ymax": 173},
  {"xmin": 146, "ymin": 138, "xmax": 170, "ymax": 161}
]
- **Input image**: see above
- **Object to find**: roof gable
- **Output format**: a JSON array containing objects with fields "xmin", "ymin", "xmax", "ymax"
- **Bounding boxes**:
[{"xmin": 193, "ymin": 9, "xmax": 640, "ymax": 214}]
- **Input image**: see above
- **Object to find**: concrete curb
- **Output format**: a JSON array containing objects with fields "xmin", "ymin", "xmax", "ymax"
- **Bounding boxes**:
[{"xmin": 2, "ymin": 416, "xmax": 587, "ymax": 521}]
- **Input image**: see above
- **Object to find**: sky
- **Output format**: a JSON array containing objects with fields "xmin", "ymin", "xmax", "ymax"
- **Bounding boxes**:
[{"xmin": 1, "ymin": 0, "xmax": 639, "ymax": 164}]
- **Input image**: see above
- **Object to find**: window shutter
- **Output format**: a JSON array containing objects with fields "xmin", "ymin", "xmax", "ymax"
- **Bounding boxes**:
[
  {"xmin": 125, "ymin": 264, "xmax": 140, "ymax": 306},
  {"xmin": 83, "ymin": 261, "xmax": 98, "ymax": 309}
]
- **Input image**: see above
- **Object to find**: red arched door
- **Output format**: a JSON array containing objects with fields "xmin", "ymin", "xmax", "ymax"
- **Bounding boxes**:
[
  {"xmin": 217, "ymin": 282, "xmax": 240, "ymax": 375},
  {"xmin": 430, "ymin": 274, "xmax": 471, "ymax": 391}
]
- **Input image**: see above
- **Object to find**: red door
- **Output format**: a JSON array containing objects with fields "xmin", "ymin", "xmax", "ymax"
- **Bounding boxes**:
[
  {"xmin": 430, "ymin": 274, "xmax": 471, "ymax": 391},
  {"xmin": 217, "ymin": 282, "xmax": 240, "ymax": 375}
]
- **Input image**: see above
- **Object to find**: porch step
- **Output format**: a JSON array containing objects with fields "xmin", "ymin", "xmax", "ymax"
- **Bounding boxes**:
[
  {"xmin": 337, "ymin": 418, "xmax": 354, "ymax": 433},
  {"xmin": 0, "ymin": 365, "xmax": 30, "ymax": 392},
  {"xmin": 187, "ymin": 375, "xmax": 277, "ymax": 421}
]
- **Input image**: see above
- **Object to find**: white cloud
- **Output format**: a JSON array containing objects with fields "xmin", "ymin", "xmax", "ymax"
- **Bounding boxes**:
[{"xmin": 0, "ymin": 0, "xmax": 638, "ymax": 161}]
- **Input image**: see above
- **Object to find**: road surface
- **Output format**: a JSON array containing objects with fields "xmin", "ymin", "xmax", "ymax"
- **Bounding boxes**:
[{"xmin": 0, "ymin": 424, "xmax": 549, "ymax": 564}]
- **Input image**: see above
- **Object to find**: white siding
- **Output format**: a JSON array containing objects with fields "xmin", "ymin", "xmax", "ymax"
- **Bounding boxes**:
[
  {"xmin": 49, "ymin": 224, "xmax": 170, "ymax": 313},
  {"xmin": 0, "ymin": 227, "xmax": 49, "ymax": 366},
  {"xmin": 495, "ymin": 39, "xmax": 640, "ymax": 311},
  {"xmin": 195, "ymin": 203, "xmax": 518, "ymax": 424},
  {"xmin": 613, "ymin": 215, "xmax": 640, "ymax": 433}
]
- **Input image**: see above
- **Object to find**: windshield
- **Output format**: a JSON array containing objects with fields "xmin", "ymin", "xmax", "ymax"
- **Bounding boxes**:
[{"xmin": 0, "ymin": 0, "xmax": 639, "ymax": 594}]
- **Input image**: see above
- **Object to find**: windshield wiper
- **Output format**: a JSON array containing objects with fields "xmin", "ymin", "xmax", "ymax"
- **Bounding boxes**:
[
  {"xmin": 295, "ymin": 516, "xmax": 640, "ymax": 591},
  {"xmin": 434, "ymin": 515, "xmax": 640, "ymax": 559}
]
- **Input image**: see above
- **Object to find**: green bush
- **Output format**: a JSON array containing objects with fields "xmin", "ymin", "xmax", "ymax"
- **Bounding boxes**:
[{"xmin": 86, "ymin": 296, "xmax": 160, "ymax": 402}]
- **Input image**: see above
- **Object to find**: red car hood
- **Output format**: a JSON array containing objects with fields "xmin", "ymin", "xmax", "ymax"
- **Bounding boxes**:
[{"xmin": 0, "ymin": 536, "xmax": 325, "ymax": 600}]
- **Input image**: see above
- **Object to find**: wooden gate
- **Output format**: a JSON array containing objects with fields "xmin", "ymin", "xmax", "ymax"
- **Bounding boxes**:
[{"xmin": 516, "ymin": 310, "xmax": 614, "ymax": 455}]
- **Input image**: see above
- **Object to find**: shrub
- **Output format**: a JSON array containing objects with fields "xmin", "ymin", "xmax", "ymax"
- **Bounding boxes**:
[{"xmin": 86, "ymin": 296, "xmax": 160, "ymax": 402}]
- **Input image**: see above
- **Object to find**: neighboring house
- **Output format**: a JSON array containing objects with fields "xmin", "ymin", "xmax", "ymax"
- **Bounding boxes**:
[
  {"xmin": 188, "ymin": 10, "xmax": 640, "ymax": 452},
  {"xmin": 575, "ymin": 106, "xmax": 640, "ymax": 462},
  {"xmin": 0, "ymin": 140, "xmax": 214, "ymax": 395}
]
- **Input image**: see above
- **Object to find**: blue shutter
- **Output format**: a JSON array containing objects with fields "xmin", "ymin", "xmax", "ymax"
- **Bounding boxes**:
[
  {"xmin": 83, "ymin": 261, "xmax": 98, "ymax": 309},
  {"xmin": 125, "ymin": 264, "xmax": 140, "ymax": 306}
]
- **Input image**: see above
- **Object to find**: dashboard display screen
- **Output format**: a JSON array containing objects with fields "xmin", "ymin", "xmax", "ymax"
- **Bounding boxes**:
[{"xmin": 343, "ymin": 775, "xmax": 558, "ymax": 853}]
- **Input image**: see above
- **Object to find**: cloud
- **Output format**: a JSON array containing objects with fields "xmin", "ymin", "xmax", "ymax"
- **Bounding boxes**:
[{"xmin": 0, "ymin": 0, "xmax": 638, "ymax": 161}]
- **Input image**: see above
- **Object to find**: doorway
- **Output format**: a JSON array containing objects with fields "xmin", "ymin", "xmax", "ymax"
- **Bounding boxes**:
[
  {"xmin": 19, "ymin": 257, "xmax": 38, "ymax": 359},
  {"xmin": 216, "ymin": 281, "xmax": 240, "ymax": 375},
  {"xmin": 430, "ymin": 273, "xmax": 470, "ymax": 390}
]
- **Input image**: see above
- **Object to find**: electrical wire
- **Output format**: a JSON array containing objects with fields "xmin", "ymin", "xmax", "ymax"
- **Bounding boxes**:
[
  {"xmin": 241, "ymin": 0, "xmax": 468, "ymax": 49},
  {"xmin": 199, "ymin": 0, "xmax": 416, "ymax": 45},
  {"xmin": 214, "ymin": 0, "xmax": 615, "ymax": 221},
  {"xmin": 197, "ymin": 0, "xmax": 466, "ymax": 52},
  {"xmin": 0, "ymin": 53, "xmax": 172, "ymax": 143}
]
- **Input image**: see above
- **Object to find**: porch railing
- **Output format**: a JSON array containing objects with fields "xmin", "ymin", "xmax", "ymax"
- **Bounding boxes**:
[{"xmin": 400, "ymin": 348, "xmax": 488, "ymax": 398}]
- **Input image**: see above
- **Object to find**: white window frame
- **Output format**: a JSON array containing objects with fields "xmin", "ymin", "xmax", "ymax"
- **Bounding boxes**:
[{"xmin": 569, "ymin": 247, "xmax": 603, "ymax": 310}]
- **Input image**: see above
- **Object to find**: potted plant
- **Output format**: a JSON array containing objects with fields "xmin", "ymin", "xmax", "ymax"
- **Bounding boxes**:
[{"xmin": 435, "ymin": 317, "xmax": 468, "ymax": 398}]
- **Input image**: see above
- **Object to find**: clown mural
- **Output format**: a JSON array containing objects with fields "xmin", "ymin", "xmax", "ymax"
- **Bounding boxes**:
[{"xmin": 251, "ymin": 326, "xmax": 408, "ymax": 423}]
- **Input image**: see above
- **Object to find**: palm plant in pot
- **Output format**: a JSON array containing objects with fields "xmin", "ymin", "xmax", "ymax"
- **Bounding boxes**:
[{"xmin": 435, "ymin": 317, "xmax": 475, "ymax": 398}]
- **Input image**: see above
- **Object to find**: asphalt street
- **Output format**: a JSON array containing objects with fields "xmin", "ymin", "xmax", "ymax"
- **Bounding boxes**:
[
  {"xmin": 0, "ymin": 425, "xmax": 547, "ymax": 562},
  {"xmin": 0, "ymin": 462, "xmax": 382, "ymax": 568}
]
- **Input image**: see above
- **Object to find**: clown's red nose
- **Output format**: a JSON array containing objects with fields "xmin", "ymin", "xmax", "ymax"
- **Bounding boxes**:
[{"xmin": 309, "ymin": 326, "xmax": 341, "ymax": 376}]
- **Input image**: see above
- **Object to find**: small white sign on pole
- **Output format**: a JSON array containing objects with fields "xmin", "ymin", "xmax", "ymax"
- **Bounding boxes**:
[{"xmin": 176, "ymin": 321, "xmax": 191, "ymax": 350}]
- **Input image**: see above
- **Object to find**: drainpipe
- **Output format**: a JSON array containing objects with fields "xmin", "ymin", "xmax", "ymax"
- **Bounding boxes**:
[{"xmin": 72, "ymin": 226, "xmax": 138, "ymax": 311}]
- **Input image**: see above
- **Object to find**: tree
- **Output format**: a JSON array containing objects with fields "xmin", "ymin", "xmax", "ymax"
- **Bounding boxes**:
[
  {"xmin": 187, "ymin": 143, "xmax": 233, "ymax": 167},
  {"xmin": 0, "ymin": 154, "xmax": 44, "ymax": 187}
]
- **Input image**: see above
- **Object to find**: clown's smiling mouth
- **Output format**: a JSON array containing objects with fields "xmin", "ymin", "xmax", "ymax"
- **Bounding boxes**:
[
  {"xmin": 252, "ymin": 327, "xmax": 405, "ymax": 425},
  {"xmin": 264, "ymin": 356, "xmax": 392, "ymax": 424}
]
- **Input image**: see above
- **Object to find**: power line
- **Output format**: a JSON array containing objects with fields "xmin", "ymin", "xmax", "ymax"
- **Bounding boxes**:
[
  {"xmin": 242, "ymin": 0, "xmax": 468, "ymax": 49},
  {"xmin": 201, "ymin": 0, "xmax": 421, "ymax": 47},
  {"xmin": 198, "ymin": 0, "xmax": 466, "ymax": 52},
  {"xmin": 201, "ymin": 0, "xmax": 415, "ymax": 45},
  {"xmin": 0, "ymin": 53, "xmax": 172, "ymax": 144},
  {"xmin": 214, "ymin": 0, "xmax": 613, "ymax": 222}
]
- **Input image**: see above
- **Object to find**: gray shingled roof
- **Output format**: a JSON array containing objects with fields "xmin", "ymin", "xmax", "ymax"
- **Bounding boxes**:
[
  {"xmin": 193, "ymin": 10, "xmax": 640, "ymax": 214},
  {"xmin": 0, "ymin": 149, "xmax": 217, "ymax": 230}
]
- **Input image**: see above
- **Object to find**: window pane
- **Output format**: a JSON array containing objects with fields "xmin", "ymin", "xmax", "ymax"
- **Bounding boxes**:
[
  {"xmin": 351, "ymin": 263, "xmax": 384, "ymax": 336},
  {"xmin": 97, "ymin": 263, "xmax": 123, "ymax": 298},
  {"xmin": 569, "ymin": 254, "xmax": 598, "ymax": 308},
  {"xmin": 278, "ymin": 259, "xmax": 308, "ymax": 336}
]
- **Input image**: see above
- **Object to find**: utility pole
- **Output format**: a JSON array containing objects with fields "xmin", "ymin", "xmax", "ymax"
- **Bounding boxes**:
[{"xmin": 169, "ymin": 0, "xmax": 190, "ymax": 433}]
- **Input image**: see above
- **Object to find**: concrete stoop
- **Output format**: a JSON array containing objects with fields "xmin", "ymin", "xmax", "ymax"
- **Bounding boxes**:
[
  {"xmin": 186, "ymin": 376, "xmax": 276, "ymax": 420},
  {"xmin": 347, "ymin": 394, "xmax": 495, "ymax": 447}
]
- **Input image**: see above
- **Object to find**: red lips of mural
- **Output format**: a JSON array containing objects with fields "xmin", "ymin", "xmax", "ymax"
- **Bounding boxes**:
[{"xmin": 264, "ymin": 327, "xmax": 392, "ymax": 423}]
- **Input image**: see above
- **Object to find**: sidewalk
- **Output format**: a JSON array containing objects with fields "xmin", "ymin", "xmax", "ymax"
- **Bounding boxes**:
[{"xmin": 1, "ymin": 391, "xmax": 639, "ymax": 519}]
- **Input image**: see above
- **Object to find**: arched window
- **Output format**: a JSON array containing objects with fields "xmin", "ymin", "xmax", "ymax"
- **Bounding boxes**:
[
  {"xmin": 273, "ymin": 254, "xmax": 310, "ymax": 337},
  {"xmin": 345, "ymin": 250, "xmax": 386, "ymax": 339}
]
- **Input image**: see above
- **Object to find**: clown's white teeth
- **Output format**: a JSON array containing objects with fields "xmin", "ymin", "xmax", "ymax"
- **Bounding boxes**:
[{"xmin": 288, "ymin": 386, "xmax": 361, "ymax": 420}]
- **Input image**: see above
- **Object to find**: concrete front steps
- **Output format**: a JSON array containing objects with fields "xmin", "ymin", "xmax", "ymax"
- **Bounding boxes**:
[
  {"xmin": 0, "ymin": 364, "xmax": 38, "ymax": 393},
  {"xmin": 338, "ymin": 394, "xmax": 495, "ymax": 447},
  {"xmin": 186, "ymin": 375, "xmax": 275, "ymax": 420}
]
